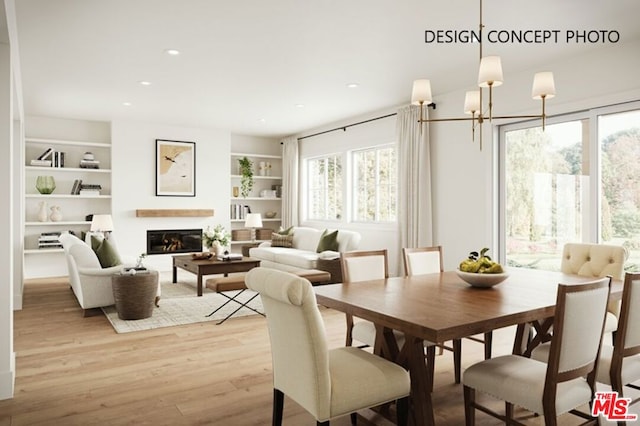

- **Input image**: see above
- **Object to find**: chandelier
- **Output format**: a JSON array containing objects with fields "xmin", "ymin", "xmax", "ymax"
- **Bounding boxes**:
[{"xmin": 410, "ymin": 0, "xmax": 556, "ymax": 150}]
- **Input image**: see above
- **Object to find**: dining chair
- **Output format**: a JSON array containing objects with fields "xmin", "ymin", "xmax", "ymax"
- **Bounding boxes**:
[
  {"xmin": 402, "ymin": 246, "xmax": 493, "ymax": 384},
  {"xmin": 561, "ymin": 242, "xmax": 627, "ymax": 342},
  {"xmin": 340, "ymin": 249, "xmax": 390, "ymax": 348},
  {"xmin": 245, "ymin": 267, "xmax": 410, "ymax": 426},
  {"xmin": 596, "ymin": 272, "xmax": 640, "ymax": 425},
  {"xmin": 463, "ymin": 276, "xmax": 611, "ymax": 426}
]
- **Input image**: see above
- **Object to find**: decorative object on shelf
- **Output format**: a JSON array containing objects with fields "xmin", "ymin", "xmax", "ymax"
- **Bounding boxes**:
[
  {"xmin": 238, "ymin": 156, "xmax": 254, "ymax": 198},
  {"xmin": 272, "ymin": 184, "xmax": 282, "ymax": 198},
  {"xmin": 156, "ymin": 139, "xmax": 196, "ymax": 197},
  {"xmin": 135, "ymin": 253, "xmax": 147, "ymax": 269},
  {"xmin": 35, "ymin": 175, "xmax": 56, "ymax": 194},
  {"xmin": 410, "ymin": 0, "xmax": 556, "ymax": 150},
  {"xmin": 265, "ymin": 211, "xmax": 277, "ymax": 219},
  {"xmin": 91, "ymin": 214, "xmax": 114, "ymax": 239},
  {"xmin": 232, "ymin": 186, "xmax": 239, "ymax": 197},
  {"xmin": 260, "ymin": 189, "xmax": 277, "ymax": 198},
  {"xmin": 259, "ymin": 161, "xmax": 266, "ymax": 176},
  {"xmin": 203, "ymin": 224, "xmax": 231, "ymax": 256},
  {"xmin": 37, "ymin": 201, "xmax": 48, "ymax": 222},
  {"xmin": 245, "ymin": 213, "xmax": 263, "ymax": 242},
  {"xmin": 265, "ymin": 162, "xmax": 272, "ymax": 176},
  {"xmin": 79, "ymin": 151, "xmax": 100, "ymax": 169},
  {"xmin": 49, "ymin": 205, "xmax": 62, "ymax": 222}
]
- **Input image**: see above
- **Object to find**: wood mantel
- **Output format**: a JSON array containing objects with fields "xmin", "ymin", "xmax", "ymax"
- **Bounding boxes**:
[{"xmin": 135, "ymin": 209, "xmax": 214, "ymax": 218}]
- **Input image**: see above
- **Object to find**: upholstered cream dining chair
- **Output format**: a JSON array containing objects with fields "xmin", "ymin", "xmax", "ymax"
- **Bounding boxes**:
[
  {"xmin": 463, "ymin": 276, "xmax": 611, "ymax": 425},
  {"xmin": 245, "ymin": 267, "xmax": 410, "ymax": 426},
  {"xmin": 561, "ymin": 242, "xmax": 627, "ymax": 341},
  {"xmin": 402, "ymin": 246, "xmax": 492, "ymax": 384}
]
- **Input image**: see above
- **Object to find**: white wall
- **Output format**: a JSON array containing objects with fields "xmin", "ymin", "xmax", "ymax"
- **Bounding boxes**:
[{"xmin": 111, "ymin": 120, "xmax": 231, "ymax": 271}]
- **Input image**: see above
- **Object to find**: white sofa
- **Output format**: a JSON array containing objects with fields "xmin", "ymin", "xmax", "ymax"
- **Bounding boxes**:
[
  {"xmin": 59, "ymin": 233, "xmax": 161, "ymax": 315},
  {"xmin": 249, "ymin": 227, "xmax": 361, "ymax": 281}
]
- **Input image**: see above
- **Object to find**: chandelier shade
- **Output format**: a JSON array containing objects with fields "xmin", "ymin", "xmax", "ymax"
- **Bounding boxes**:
[
  {"xmin": 477, "ymin": 56, "xmax": 504, "ymax": 87},
  {"xmin": 531, "ymin": 71, "xmax": 556, "ymax": 99},
  {"xmin": 411, "ymin": 79, "xmax": 433, "ymax": 105}
]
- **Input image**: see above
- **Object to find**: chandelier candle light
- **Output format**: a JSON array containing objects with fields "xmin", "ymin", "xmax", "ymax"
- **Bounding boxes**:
[{"xmin": 411, "ymin": 0, "xmax": 556, "ymax": 150}]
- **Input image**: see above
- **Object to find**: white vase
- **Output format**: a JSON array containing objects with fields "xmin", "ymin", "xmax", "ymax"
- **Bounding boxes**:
[
  {"xmin": 210, "ymin": 241, "xmax": 225, "ymax": 257},
  {"xmin": 50, "ymin": 205, "xmax": 62, "ymax": 222},
  {"xmin": 37, "ymin": 201, "xmax": 48, "ymax": 222}
]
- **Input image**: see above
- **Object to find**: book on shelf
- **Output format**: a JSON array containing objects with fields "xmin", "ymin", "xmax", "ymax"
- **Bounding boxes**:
[
  {"xmin": 40, "ymin": 231, "xmax": 62, "ymax": 236},
  {"xmin": 38, "ymin": 235, "xmax": 61, "ymax": 242},
  {"xmin": 38, "ymin": 244, "xmax": 63, "ymax": 249},
  {"xmin": 30, "ymin": 159, "xmax": 52, "ymax": 167},
  {"xmin": 79, "ymin": 189, "xmax": 101, "ymax": 196},
  {"xmin": 53, "ymin": 151, "xmax": 65, "ymax": 168},
  {"xmin": 79, "ymin": 183, "xmax": 102, "ymax": 190},
  {"xmin": 79, "ymin": 159, "xmax": 100, "ymax": 169},
  {"xmin": 71, "ymin": 179, "xmax": 83, "ymax": 195},
  {"xmin": 37, "ymin": 147, "xmax": 54, "ymax": 161}
]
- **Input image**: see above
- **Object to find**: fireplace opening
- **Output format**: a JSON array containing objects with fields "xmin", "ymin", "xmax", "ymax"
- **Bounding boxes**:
[{"xmin": 146, "ymin": 229, "xmax": 202, "ymax": 255}]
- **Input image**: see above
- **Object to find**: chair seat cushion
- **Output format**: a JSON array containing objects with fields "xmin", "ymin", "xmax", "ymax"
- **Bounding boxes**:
[
  {"xmin": 327, "ymin": 346, "xmax": 410, "ymax": 419},
  {"xmin": 596, "ymin": 345, "xmax": 640, "ymax": 386},
  {"xmin": 463, "ymin": 355, "xmax": 592, "ymax": 415},
  {"xmin": 604, "ymin": 311, "xmax": 618, "ymax": 333}
]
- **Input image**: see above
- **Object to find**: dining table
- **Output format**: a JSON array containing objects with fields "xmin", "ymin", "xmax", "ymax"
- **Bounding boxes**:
[{"xmin": 313, "ymin": 268, "xmax": 623, "ymax": 426}]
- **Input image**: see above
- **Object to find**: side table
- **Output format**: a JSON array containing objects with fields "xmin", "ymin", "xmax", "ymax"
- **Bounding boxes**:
[
  {"xmin": 316, "ymin": 257, "xmax": 343, "ymax": 284},
  {"xmin": 111, "ymin": 270, "xmax": 159, "ymax": 320},
  {"xmin": 242, "ymin": 242, "xmax": 261, "ymax": 257}
]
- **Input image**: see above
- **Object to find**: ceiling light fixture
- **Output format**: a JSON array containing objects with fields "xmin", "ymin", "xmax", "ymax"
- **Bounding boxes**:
[
  {"xmin": 410, "ymin": 0, "xmax": 555, "ymax": 150},
  {"xmin": 295, "ymin": 104, "xmax": 305, "ymax": 108},
  {"xmin": 347, "ymin": 83, "xmax": 359, "ymax": 88},
  {"xmin": 122, "ymin": 102, "xmax": 132, "ymax": 107},
  {"xmin": 139, "ymin": 80, "xmax": 152, "ymax": 86},
  {"xmin": 164, "ymin": 49, "xmax": 180, "ymax": 56}
]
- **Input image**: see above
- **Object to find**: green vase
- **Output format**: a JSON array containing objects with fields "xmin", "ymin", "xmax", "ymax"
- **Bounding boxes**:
[{"xmin": 36, "ymin": 176, "xmax": 56, "ymax": 194}]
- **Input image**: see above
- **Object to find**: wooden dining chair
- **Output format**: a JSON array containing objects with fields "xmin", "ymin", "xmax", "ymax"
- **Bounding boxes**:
[
  {"xmin": 561, "ymin": 243, "xmax": 627, "ymax": 342},
  {"xmin": 463, "ymin": 276, "xmax": 611, "ymax": 426},
  {"xmin": 341, "ymin": 250, "xmax": 390, "ymax": 348},
  {"xmin": 245, "ymin": 267, "xmax": 410, "ymax": 426},
  {"xmin": 402, "ymin": 246, "xmax": 492, "ymax": 384}
]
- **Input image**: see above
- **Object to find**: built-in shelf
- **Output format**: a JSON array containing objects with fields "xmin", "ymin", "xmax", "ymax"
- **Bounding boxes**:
[
  {"xmin": 25, "ymin": 137, "xmax": 111, "ymax": 148},
  {"xmin": 230, "ymin": 218, "xmax": 281, "ymax": 223},
  {"xmin": 26, "ymin": 194, "xmax": 111, "ymax": 199},
  {"xmin": 230, "ymin": 174, "xmax": 282, "ymax": 180},
  {"xmin": 230, "ymin": 152, "xmax": 281, "ymax": 160},
  {"xmin": 26, "ymin": 221, "xmax": 91, "ymax": 226},
  {"xmin": 136, "ymin": 209, "xmax": 215, "ymax": 217},
  {"xmin": 25, "ymin": 166, "xmax": 111, "ymax": 173},
  {"xmin": 230, "ymin": 197, "xmax": 280, "ymax": 201},
  {"xmin": 24, "ymin": 248, "xmax": 64, "ymax": 254}
]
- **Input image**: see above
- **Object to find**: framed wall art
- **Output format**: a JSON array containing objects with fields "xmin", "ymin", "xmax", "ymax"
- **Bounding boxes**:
[{"xmin": 155, "ymin": 139, "xmax": 196, "ymax": 197}]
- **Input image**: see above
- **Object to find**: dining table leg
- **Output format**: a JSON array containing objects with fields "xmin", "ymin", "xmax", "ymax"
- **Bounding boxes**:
[{"xmin": 374, "ymin": 326, "xmax": 435, "ymax": 426}]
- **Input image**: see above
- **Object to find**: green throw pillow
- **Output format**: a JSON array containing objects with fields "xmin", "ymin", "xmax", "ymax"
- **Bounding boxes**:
[
  {"xmin": 271, "ymin": 233, "xmax": 294, "ymax": 248},
  {"xmin": 316, "ymin": 229, "xmax": 339, "ymax": 253},
  {"xmin": 277, "ymin": 226, "xmax": 294, "ymax": 235},
  {"xmin": 92, "ymin": 236, "xmax": 122, "ymax": 268}
]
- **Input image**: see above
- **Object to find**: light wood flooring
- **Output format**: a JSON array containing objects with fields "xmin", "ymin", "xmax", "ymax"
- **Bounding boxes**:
[{"xmin": 0, "ymin": 279, "xmax": 634, "ymax": 425}]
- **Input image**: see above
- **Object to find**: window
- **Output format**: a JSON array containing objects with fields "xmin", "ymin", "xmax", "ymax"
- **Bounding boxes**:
[
  {"xmin": 306, "ymin": 154, "xmax": 342, "ymax": 220},
  {"xmin": 500, "ymin": 102, "xmax": 640, "ymax": 272},
  {"xmin": 352, "ymin": 145, "xmax": 397, "ymax": 222}
]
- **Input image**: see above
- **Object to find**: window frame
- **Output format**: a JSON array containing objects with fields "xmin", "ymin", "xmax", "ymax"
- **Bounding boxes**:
[{"xmin": 304, "ymin": 153, "xmax": 343, "ymax": 222}]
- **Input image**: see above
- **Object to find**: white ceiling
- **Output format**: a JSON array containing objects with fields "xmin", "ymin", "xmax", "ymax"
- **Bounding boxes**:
[{"xmin": 14, "ymin": 0, "xmax": 640, "ymax": 138}]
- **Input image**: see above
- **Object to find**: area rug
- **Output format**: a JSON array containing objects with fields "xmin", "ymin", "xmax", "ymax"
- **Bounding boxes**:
[{"xmin": 102, "ymin": 276, "xmax": 263, "ymax": 333}]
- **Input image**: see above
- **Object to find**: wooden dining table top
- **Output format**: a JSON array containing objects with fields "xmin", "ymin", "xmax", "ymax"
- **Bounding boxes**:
[{"xmin": 314, "ymin": 268, "xmax": 623, "ymax": 344}]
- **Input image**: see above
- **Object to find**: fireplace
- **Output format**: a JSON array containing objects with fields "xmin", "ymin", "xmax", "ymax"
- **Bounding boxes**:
[{"xmin": 146, "ymin": 229, "xmax": 203, "ymax": 255}]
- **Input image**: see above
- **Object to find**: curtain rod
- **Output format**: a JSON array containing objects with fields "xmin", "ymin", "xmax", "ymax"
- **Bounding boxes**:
[{"xmin": 296, "ymin": 103, "xmax": 437, "ymax": 141}]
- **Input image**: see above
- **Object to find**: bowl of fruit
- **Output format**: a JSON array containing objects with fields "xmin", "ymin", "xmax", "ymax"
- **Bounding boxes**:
[{"xmin": 457, "ymin": 248, "xmax": 509, "ymax": 288}]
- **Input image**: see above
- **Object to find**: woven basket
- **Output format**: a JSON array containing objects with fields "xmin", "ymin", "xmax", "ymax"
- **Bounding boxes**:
[
  {"xmin": 232, "ymin": 229, "xmax": 251, "ymax": 241},
  {"xmin": 111, "ymin": 270, "xmax": 159, "ymax": 320},
  {"xmin": 256, "ymin": 228, "xmax": 274, "ymax": 241}
]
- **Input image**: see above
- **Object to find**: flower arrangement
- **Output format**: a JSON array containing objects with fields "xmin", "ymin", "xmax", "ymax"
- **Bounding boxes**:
[{"xmin": 203, "ymin": 225, "xmax": 231, "ymax": 248}]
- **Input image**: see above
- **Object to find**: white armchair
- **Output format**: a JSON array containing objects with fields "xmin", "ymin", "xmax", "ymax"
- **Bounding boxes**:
[{"xmin": 59, "ymin": 233, "xmax": 160, "ymax": 315}]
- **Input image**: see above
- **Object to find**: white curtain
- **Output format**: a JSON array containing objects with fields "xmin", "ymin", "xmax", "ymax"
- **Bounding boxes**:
[
  {"xmin": 281, "ymin": 135, "xmax": 299, "ymax": 228},
  {"xmin": 397, "ymin": 105, "xmax": 433, "ymax": 252}
]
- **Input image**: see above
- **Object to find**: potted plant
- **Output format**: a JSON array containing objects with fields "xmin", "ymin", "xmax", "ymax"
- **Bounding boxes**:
[
  {"xmin": 238, "ymin": 156, "xmax": 254, "ymax": 198},
  {"xmin": 203, "ymin": 225, "xmax": 231, "ymax": 256}
]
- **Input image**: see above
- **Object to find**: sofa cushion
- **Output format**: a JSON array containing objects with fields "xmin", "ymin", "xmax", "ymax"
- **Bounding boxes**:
[
  {"xmin": 293, "ymin": 227, "xmax": 323, "ymax": 252},
  {"xmin": 274, "ymin": 250, "xmax": 319, "ymax": 269},
  {"xmin": 91, "ymin": 236, "xmax": 122, "ymax": 268},
  {"xmin": 316, "ymin": 229, "xmax": 339, "ymax": 252},
  {"xmin": 277, "ymin": 225, "xmax": 294, "ymax": 235},
  {"xmin": 271, "ymin": 233, "xmax": 294, "ymax": 248}
]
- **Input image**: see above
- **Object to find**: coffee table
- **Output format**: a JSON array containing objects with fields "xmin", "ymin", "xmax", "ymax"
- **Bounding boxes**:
[{"xmin": 172, "ymin": 254, "xmax": 260, "ymax": 296}]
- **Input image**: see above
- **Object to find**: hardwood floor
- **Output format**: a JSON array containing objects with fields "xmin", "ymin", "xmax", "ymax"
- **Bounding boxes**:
[{"xmin": 1, "ymin": 279, "xmax": 634, "ymax": 425}]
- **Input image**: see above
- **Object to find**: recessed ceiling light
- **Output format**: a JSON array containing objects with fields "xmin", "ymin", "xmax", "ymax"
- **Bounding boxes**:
[
  {"xmin": 122, "ymin": 102, "xmax": 132, "ymax": 106},
  {"xmin": 347, "ymin": 83, "xmax": 359, "ymax": 88},
  {"xmin": 258, "ymin": 118, "xmax": 267, "ymax": 123},
  {"xmin": 295, "ymin": 104, "xmax": 305, "ymax": 108},
  {"xmin": 164, "ymin": 49, "xmax": 180, "ymax": 56},
  {"xmin": 139, "ymin": 81, "xmax": 152, "ymax": 86}
]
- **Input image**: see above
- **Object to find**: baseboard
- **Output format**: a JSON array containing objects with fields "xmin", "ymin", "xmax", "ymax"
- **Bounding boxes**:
[
  {"xmin": 0, "ymin": 352, "xmax": 15, "ymax": 400},
  {"xmin": 13, "ymin": 291, "xmax": 22, "ymax": 310}
]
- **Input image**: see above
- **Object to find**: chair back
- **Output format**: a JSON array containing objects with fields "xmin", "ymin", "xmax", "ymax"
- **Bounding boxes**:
[
  {"xmin": 402, "ymin": 246, "xmax": 443, "ymax": 276},
  {"xmin": 245, "ymin": 267, "xmax": 331, "ymax": 420},
  {"xmin": 544, "ymin": 277, "xmax": 611, "ymax": 391},
  {"xmin": 614, "ymin": 272, "xmax": 640, "ymax": 355},
  {"xmin": 560, "ymin": 243, "xmax": 627, "ymax": 280},
  {"xmin": 340, "ymin": 250, "xmax": 388, "ymax": 283}
]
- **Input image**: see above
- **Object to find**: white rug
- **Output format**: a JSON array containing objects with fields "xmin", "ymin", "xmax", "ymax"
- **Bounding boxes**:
[{"xmin": 102, "ymin": 275, "xmax": 263, "ymax": 333}]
